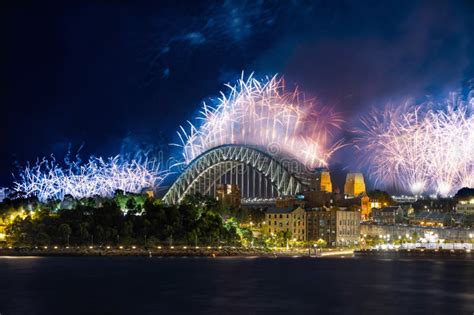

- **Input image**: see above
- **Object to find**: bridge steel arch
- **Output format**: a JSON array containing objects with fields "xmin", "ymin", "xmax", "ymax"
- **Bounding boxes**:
[{"xmin": 163, "ymin": 145, "xmax": 314, "ymax": 204}]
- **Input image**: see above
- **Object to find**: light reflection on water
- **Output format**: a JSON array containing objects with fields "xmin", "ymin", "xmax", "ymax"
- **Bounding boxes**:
[{"xmin": 0, "ymin": 256, "xmax": 472, "ymax": 314}]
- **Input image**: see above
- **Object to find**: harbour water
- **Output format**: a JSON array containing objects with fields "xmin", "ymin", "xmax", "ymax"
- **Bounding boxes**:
[{"xmin": 0, "ymin": 256, "xmax": 472, "ymax": 314}]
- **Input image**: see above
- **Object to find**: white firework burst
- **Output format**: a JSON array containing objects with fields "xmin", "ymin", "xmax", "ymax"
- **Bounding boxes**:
[
  {"xmin": 13, "ymin": 154, "xmax": 167, "ymax": 202},
  {"xmin": 173, "ymin": 74, "xmax": 343, "ymax": 169},
  {"xmin": 356, "ymin": 92, "xmax": 474, "ymax": 196}
]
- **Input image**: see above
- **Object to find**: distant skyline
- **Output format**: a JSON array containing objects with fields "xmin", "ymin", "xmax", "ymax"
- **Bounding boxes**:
[{"xmin": 2, "ymin": 1, "xmax": 474, "ymax": 190}]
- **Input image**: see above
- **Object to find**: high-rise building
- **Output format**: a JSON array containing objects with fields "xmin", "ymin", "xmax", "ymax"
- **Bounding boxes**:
[{"xmin": 344, "ymin": 173, "xmax": 366, "ymax": 197}]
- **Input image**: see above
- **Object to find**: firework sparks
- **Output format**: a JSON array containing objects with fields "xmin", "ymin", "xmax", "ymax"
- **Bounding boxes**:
[
  {"xmin": 356, "ymin": 92, "xmax": 474, "ymax": 196},
  {"xmin": 173, "ymin": 74, "xmax": 343, "ymax": 169},
  {"xmin": 14, "ymin": 154, "xmax": 167, "ymax": 202}
]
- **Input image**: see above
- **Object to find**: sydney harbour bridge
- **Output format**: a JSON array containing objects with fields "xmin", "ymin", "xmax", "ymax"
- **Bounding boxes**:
[{"xmin": 163, "ymin": 144, "xmax": 317, "ymax": 205}]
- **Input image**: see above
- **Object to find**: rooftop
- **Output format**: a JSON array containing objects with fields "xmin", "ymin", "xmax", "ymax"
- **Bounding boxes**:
[{"xmin": 265, "ymin": 206, "xmax": 300, "ymax": 214}]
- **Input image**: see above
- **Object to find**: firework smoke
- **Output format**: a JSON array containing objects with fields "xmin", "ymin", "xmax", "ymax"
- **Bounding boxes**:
[
  {"xmin": 356, "ymin": 92, "xmax": 474, "ymax": 196},
  {"xmin": 173, "ymin": 74, "xmax": 343, "ymax": 169}
]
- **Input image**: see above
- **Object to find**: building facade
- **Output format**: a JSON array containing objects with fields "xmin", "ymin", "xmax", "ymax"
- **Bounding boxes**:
[
  {"xmin": 307, "ymin": 208, "xmax": 360, "ymax": 246},
  {"xmin": 216, "ymin": 184, "xmax": 241, "ymax": 208},
  {"xmin": 456, "ymin": 199, "xmax": 474, "ymax": 214},
  {"xmin": 372, "ymin": 206, "xmax": 403, "ymax": 224},
  {"xmin": 265, "ymin": 206, "xmax": 307, "ymax": 241}
]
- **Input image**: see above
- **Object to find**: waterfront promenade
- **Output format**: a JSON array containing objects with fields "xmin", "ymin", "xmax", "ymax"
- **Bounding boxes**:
[{"xmin": 361, "ymin": 223, "xmax": 473, "ymax": 241}]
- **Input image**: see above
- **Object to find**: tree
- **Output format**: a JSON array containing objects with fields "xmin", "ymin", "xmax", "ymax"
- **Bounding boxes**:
[
  {"xmin": 94, "ymin": 225, "xmax": 105, "ymax": 244},
  {"xmin": 120, "ymin": 220, "xmax": 134, "ymax": 244},
  {"xmin": 58, "ymin": 223, "xmax": 71, "ymax": 245},
  {"xmin": 315, "ymin": 238, "xmax": 327, "ymax": 248},
  {"xmin": 275, "ymin": 230, "xmax": 292, "ymax": 247},
  {"xmin": 126, "ymin": 198, "xmax": 137, "ymax": 212},
  {"xmin": 78, "ymin": 223, "xmax": 90, "ymax": 245}
]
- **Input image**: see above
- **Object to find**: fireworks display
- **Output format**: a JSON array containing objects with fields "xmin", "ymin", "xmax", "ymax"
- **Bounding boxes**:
[
  {"xmin": 356, "ymin": 93, "xmax": 474, "ymax": 196},
  {"xmin": 14, "ymin": 154, "xmax": 167, "ymax": 202},
  {"xmin": 174, "ymin": 74, "xmax": 343, "ymax": 169}
]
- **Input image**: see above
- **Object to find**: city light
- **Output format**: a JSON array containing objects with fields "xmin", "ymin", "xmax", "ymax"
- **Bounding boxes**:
[
  {"xmin": 173, "ymin": 74, "xmax": 343, "ymax": 169},
  {"xmin": 356, "ymin": 93, "xmax": 474, "ymax": 196}
]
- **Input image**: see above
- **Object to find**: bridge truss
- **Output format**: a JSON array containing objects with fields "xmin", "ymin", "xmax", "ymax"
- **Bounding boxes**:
[{"xmin": 164, "ymin": 145, "xmax": 315, "ymax": 204}]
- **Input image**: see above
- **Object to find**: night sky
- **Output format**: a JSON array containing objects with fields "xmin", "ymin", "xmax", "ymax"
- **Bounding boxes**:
[{"xmin": 2, "ymin": 1, "xmax": 474, "ymax": 189}]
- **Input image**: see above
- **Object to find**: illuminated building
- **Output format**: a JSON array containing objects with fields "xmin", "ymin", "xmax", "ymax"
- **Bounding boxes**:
[
  {"xmin": 265, "ymin": 206, "xmax": 306, "ymax": 241},
  {"xmin": 392, "ymin": 195, "xmax": 417, "ymax": 203},
  {"xmin": 372, "ymin": 206, "xmax": 404, "ymax": 224},
  {"xmin": 344, "ymin": 173, "xmax": 366, "ymax": 197},
  {"xmin": 456, "ymin": 199, "xmax": 474, "ymax": 214},
  {"xmin": 360, "ymin": 194, "xmax": 370, "ymax": 220},
  {"xmin": 275, "ymin": 196, "xmax": 305, "ymax": 208},
  {"xmin": 360, "ymin": 193, "xmax": 391, "ymax": 220},
  {"xmin": 307, "ymin": 207, "xmax": 360, "ymax": 246},
  {"xmin": 216, "ymin": 184, "xmax": 241, "ymax": 208}
]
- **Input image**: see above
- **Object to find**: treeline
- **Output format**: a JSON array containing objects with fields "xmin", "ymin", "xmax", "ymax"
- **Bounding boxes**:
[{"xmin": 3, "ymin": 194, "xmax": 247, "ymax": 247}]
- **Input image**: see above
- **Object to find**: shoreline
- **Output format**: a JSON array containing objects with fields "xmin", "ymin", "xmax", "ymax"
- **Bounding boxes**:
[
  {"xmin": 355, "ymin": 248, "xmax": 474, "ymax": 260},
  {"xmin": 0, "ymin": 247, "xmax": 353, "ymax": 258}
]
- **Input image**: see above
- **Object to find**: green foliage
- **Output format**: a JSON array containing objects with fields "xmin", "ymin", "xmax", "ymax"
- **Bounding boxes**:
[
  {"xmin": 315, "ymin": 238, "xmax": 327, "ymax": 248},
  {"xmin": 275, "ymin": 230, "xmax": 292, "ymax": 247},
  {"xmin": 58, "ymin": 223, "xmax": 72, "ymax": 245},
  {"xmin": 2, "ymin": 194, "xmax": 240, "ymax": 247},
  {"xmin": 364, "ymin": 236, "xmax": 385, "ymax": 247}
]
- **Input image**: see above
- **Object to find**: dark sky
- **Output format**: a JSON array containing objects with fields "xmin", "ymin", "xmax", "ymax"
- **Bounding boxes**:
[{"xmin": 1, "ymin": 1, "xmax": 474, "ymax": 189}]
